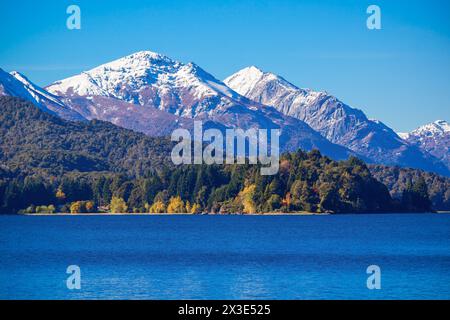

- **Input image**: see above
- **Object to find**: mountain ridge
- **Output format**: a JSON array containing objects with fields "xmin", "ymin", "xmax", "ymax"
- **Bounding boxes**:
[
  {"xmin": 224, "ymin": 66, "xmax": 449, "ymax": 176},
  {"xmin": 399, "ymin": 120, "xmax": 450, "ymax": 170},
  {"xmin": 1, "ymin": 51, "xmax": 448, "ymax": 175},
  {"xmin": 43, "ymin": 51, "xmax": 356, "ymax": 160},
  {"xmin": 0, "ymin": 68, "xmax": 85, "ymax": 121}
]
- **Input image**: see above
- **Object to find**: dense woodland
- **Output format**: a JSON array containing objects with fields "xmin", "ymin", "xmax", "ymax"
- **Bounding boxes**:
[
  {"xmin": 0, "ymin": 97, "xmax": 445, "ymax": 214},
  {"xmin": 370, "ymin": 165, "xmax": 450, "ymax": 211}
]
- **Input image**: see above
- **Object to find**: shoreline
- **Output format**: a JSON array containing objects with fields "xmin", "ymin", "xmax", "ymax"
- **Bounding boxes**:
[
  {"xmin": 20, "ymin": 211, "xmax": 448, "ymax": 216},
  {"xmin": 23, "ymin": 212, "xmax": 327, "ymax": 216}
]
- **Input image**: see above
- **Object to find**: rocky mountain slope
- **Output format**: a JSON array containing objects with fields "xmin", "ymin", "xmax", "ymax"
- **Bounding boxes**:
[
  {"xmin": 2, "ymin": 51, "xmax": 448, "ymax": 174},
  {"xmin": 224, "ymin": 66, "xmax": 449, "ymax": 175},
  {"xmin": 0, "ymin": 68, "xmax": 84, "ymax": 121},
  {"xmin": 398, "ymin": 120, "xmax": 450, "ymax": 170},
  {"xmin": 44, "ymin": 51, "xmax": 355, "ymax": 159}
]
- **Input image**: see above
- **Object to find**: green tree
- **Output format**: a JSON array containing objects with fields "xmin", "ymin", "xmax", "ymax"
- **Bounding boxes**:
[
  {"xmin": 402, "ymin": 177, "xmax": 432, "ymax": 212},
  {"xmin": 263, "ymin": 194, "xmax": 282, "ymax": 212}
]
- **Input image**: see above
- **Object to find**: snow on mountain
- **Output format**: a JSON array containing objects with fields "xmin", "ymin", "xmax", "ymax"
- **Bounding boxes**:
[
  {"xmin": 47, "ymin": 51, "xmax": 244, "ymax": 118},
  {"xmin": 0, "ymin": 68, "xmax": 85, "ymax": 121},
  {"xmin": 10, "ymin": 71, "xmax": 66, "ymax": 108},
  {"xmin": 0, "ymin": 64, "xmax": 198, "ymax": 135},
  {"xmin": 407, "ymin": 120, "xmax": 450, "ymax": 138},
  {"xmin": 224, "ymin": 66, "xmax": 450, "ymax": 176},
  {"xmin": 48, "ymin": 51, "xmax": 176, "ymax": 98},
  {"xmin": 45, "ymin": 51, "xmax": 356, "ymax": 159},
  {"xmin": 6, "ymin": 51, "xmax": 447, "ymax": 174},
  {"xmin": 397, "ymin": 132, "xmax": 409, "ymax": 139},
  {"xmin": 400, "ymin": 120, "xmax": 450, "ymax": 170}
]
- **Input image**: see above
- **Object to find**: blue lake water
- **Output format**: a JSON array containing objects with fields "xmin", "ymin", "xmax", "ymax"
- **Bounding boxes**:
[{"xmin": 0, "ymin": 214, "xmax": 449, "ymax": 299}]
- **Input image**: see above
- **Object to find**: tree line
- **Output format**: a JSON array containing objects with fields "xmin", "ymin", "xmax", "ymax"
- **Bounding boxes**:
[{"xmin": 0, "ymin": 151, "xmax": 433, "ymax": 214}]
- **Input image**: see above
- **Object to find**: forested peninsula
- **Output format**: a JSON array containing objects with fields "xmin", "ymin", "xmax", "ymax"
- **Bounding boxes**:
[{"xmin": 1, "ymin": 97, "xmax": 446, "ymax": 214}]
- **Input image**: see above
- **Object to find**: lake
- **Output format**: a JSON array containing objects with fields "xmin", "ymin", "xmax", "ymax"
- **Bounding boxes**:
[{"xmin": 0, "ymin": 214, "xmax": 449, "ymax": 299}]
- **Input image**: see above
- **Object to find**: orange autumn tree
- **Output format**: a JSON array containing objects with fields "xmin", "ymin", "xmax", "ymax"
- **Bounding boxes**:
[{"xmin": 282, "ymin": 192, "xmax": 291, "ymax": 212}]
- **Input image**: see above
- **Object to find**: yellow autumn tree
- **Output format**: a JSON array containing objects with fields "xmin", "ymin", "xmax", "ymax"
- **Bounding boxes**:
[
  {"xmin": 167, "ymin": 196, "xmax": 185, "ymax": 213},
  {"xmin": 239, "ymin": 184, "xmax": 256, "ymax": 214},
  {"xmin": 110, "ymin": 196, "xmax": 128, "ymax": 213},
  {"xmin": 56, "ymin": 187, "xmax": 66, "ymax": 201},
  {"xmin": 185, "ymin": 201, "xmax": 191, "ymax": 213},
  {"xmin": 85, "ymin": 201, "xmax": 95, "ymax": 213},
  {"xmin": 70, "ymin": 201, "xmax": 82, "ymax": 214},
  {"xmin": 148, "ymin": 200, "xmax": 166, "ymax": 213},
  {"xmin": 190, "ymin": 203, "xmax": 202, "ymax": 214}
]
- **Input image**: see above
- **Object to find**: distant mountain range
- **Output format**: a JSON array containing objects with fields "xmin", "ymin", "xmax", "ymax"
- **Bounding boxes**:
[
  {"xmin": 224, "ymin": 66, "xmax": 449, "ymax": 175},
  {"xmin": 398, "ymin": 120, "xmax": 450, "ymax": 170},
  {"xmin": 1, "ymin": 50, "xmax": 448, "ymax": 176}
]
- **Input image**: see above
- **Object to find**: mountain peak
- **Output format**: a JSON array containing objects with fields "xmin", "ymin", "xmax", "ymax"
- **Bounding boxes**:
[
  {"xmin": 434, "ymin": 120, "xmax": 450, "ymax": 131},
  {"xmin": 46, "ymin": 51, "xmax": 243, "ymax": 117},
  {"xmin": 226, "ymin": 66, "xmax": 266, "ymax": 81},
  {"xmin": 114, "ymin": 50, "xmax": 177, "ymax": 66},
  {"xmin": 129, "ymin": 50, "xmax": 169, "ymax": 60},
  {"xmin": 410, "ymin": 120, "xmax": 450, "ymax": 137},
  {"xmin": 401, "ymin": 120, "xmax": 450, "ymax": 171},
  {"xmin": 9, "ymin": 71, "xmax": 33, "ymax": 86},
  {"xmin": 223, "ymin": 66, "xmax": 268, "ymax": 97},
  {"xmin": 9, "ymin": 70, "xmax": 23, "ymax": 77},
  {"xmin": 243, "ymin": 65, "xmax": 264, "ymax": 76},
  {"xmin": 224, "ymin": 66, "xmax": 303, "ymax": 98},
  {"xmin": 91, "ymin": 50, "xmax": 178, "ymax": 72},
  {"xmin": 46, "ymin": 50, "xmax": 183, "ymax": 98}
]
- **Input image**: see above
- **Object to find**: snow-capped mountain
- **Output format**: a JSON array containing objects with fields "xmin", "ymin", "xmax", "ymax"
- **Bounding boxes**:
[
  {"xmin": 47, "ymin": 51, "xmax": 245, "ymax": 118},
  {"xmin": 224, "ymin": 66, "xmax": 449, "ymax": 175},
  {"xmin": 400, "ymin": 120, "xmax": 450, "ymax": 139},
  {"xmin": 45, "ymin": 51, "xmax": 355, "ymax": 159},
  {"xmin": 3, "ymin": 51, "xmax": 448, "ymax": 175},
  {"xmin": 0, "ymin": 68, "xmax": 84, "ymax": 121},
  {"xmin": 399, "ymin": 120, "xmax": 450, "ymax": 170},
  {"xmin": 0, "ymin": 66, "xmax": 205, "ymax": 137}
]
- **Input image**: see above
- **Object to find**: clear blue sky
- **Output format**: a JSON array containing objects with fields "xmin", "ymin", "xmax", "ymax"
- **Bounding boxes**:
[{"xmin": 1, "ymin": 0, "xmax": 449, "ymax": 132}]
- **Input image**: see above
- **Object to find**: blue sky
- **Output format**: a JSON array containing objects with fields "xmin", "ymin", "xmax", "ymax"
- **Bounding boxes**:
[{"xmin": 0, "ymin": 0, "xmax": 449, "ymax": 132}]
